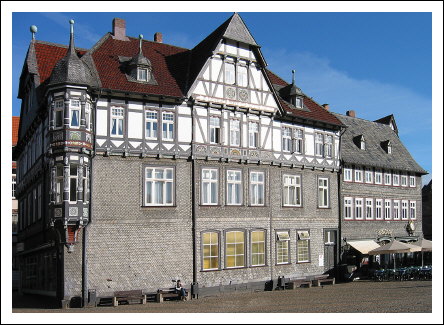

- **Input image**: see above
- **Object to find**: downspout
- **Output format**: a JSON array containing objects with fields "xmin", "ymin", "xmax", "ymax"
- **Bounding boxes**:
[
  {"xmin": 190, "ymin": 98, "xmax": 198, "ymax": 291},
  {"xmin": 82, "ymin": 89, "xmax": 100, "ymax": 307},
  {"xmin": 337, "ymin": 126, "xmax": 346, "ymax": 265}
]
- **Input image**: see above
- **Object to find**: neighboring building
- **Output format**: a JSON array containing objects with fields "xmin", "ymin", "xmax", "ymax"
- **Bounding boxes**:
[
  {"xmin": 12, "ymin": 116, "xmax": 20, "ymax": 290},
  {"xmin": 14, "ymin": 14, "xmax": 345, "ymax": 306},
  {"xmin": 422, "ymin": 180, "xmax": 432, "ymax": 240},
  {"xmin": 333, "ymin": 111, "xmax": 427, "ymax": 269}
]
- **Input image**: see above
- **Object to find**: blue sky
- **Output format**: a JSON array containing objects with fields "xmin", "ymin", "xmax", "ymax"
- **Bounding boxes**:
[{"xmin": 7, "ymin": 7, "xmax": 437, "ymax": 187}]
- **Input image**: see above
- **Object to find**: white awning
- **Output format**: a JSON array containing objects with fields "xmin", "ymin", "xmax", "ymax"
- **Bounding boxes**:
[
  {"xmin": 297, "ymin": 230, "xmax": 310, "ymax": 240},
  {"xmin": 348, "ymin": 240, "xmax": 380, "ymax": 254},
  {"xmin": 277, "ymin": 231, "xmax": 290, "ymax": 241}
]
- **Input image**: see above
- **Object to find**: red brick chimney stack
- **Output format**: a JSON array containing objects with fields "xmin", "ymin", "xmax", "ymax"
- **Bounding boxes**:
[
  {"xmin": 154, "ymin": 32, "xmax": 163, "ymax": 43},
  {"xmin": 346, "ymin": 110, "xmax": 356, "ymax": 117},
  {"xmin": 112, "ymin": 18, "xmax": 126, "ymax": 40}
]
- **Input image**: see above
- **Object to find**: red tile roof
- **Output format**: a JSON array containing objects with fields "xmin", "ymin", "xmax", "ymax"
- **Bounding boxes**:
[
  {"xmin": 34, "ymin": 42, "xmax": 86, "ymax": 84},
  {"xmin": 12, "ymin": 116, "xmax": 20, "ymax": 146},
  {"xmin": 91, "ymin": 35, "xmax": 189, "ymax": 97},
  {"xmin": 265, "ymin": 69, "xmax": 344, "ymax": 127}
]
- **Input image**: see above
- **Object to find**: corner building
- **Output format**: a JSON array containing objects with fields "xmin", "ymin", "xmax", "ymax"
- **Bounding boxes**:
[{"xmin": 15, "ymin": 13, "xmax": 346, "ymax": 305}]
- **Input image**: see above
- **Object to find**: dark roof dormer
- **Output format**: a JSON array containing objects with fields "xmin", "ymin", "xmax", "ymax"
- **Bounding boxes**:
[
  {"xmin": 353, "ymin": 134, "xmax": 366, "ymax": 150},
  {"xmin": 48, "ymin": 20, "xmax": 95, "ymax": 87},
  {"xmin": 279, "ymin": 70, "xmax": 304, "ymax": 109},
  {"xmin": 374, "ymin": 114, "xmax": 398, "ymax": 136},
  {"xmin": 123, "ymin": 34, "xmax": 157, "ymax": 85},
  {"xmin": 381, "ymin": 140, "xmax": 392, "ymax": 154}
]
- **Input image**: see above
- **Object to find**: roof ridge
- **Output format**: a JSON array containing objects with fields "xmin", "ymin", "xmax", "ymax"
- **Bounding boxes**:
[
  {"xmin": 126, "ymin": 35, "xmax": 190, "ymax": 51},
  {"xmin": 35, "ymin": 39, "xmax": 89, "ymax": 52}
]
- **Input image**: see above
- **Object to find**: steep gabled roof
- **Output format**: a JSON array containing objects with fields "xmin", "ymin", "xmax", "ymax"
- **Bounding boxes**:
[
  {"xmin": 90, "ymin": 34, "xmax": 189, "ymax": 98},
  {"xmin": 334, "ymin": 113, "xmax": 427, "ymax": 174},
  {"xmin": 265, "ymin": 69, "xmax": 344, "ymax": 128},
  {"xmin": 374, "ymin": 114, "xmax": 398, "ymax": 135}
]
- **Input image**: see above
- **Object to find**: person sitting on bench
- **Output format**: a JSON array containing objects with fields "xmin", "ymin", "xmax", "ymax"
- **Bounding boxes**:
[{"xmin": 175, "ymin": 280, "xmax": 187, "ymax": 300}]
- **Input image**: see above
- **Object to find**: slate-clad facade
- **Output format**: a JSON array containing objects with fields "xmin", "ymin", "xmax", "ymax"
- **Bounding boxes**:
[
  {"xmin": 14, "ymin": 13, "xmax": 426, "ymax": 306},
  {"xmin": 334, "ymin": 112, "xmax": 427, "ymax": 267}
]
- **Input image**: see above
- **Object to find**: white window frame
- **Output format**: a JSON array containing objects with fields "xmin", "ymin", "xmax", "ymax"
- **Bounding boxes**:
[
  {"xmin": 393, "ymin": 200, "xmax": 400, "ymax": 220},
  {"xmin": 202, "ymin": 232, "xmax": 219, "ymax": 271},
  {"xmin": 85, "ymin": 102, "xmax": 91, "ymax": 130},
  {"xmin": 276, "ymin": 231, "xmax": 290, "ymax": 265},
  {"xmin": 209, "ymin": 116, "xmax": 221, "ymax": 144},
  {"xmin": 375, "ymin": 199, "xmax": 383, "ymax": 220},
  {"xmin": 365, "ymin": 198, "xmax": 373, "ymax": 220},
  {"xmin": 250, "ymin": 230, "xmax": 266, "ymax": 267},
  {"xmin": 12, "ymin": 175, "xmax": 16, "ymax": 199},
  {"xmin": 410, "ymin": 201, "xmax": 417, "ymax": 220},
  {"xmin": 162, "ymin": 112, "xmax": 174, "ymax": 141},
  {"xmin": 283, "ymin": 174, "xmax": 302, "ymax": 207},
  {"xmin": 344, "ymin": 197, "xmax": 353, "ymax": 220},
  {"xmin": 296, "ymin": 230, "xmax": 311, "ymax": 263},
  {"xmin": 225, "ymin": 231, "xmax": 245, "ymax": 268},
  {"xmin": 237, "ymin": 65, "xmax": 248, "ymax": 87},
  {"xmin": 69, "ymin": 164, "xmax": 78, "ymax": 203},
  {"xmin": 282, "ymin": 127, "xmax": 292, "ymax": 152},
  {"xmin": 69, "ymin": 99, "xmax": 81, "ymax": 128},
  {"xmin": 144, "ymin": 167, "xmax": 174, "ymax": 206},
  {"xmin": 295, "ymin": 97, "xmax": 303, "ymax": 109},
  {"xmin": 365, "ymin": 168, "xmax": 373, "ymax": 184},
  {"xmin": 401, "ymin": 174, "xmax": 408, "ymax": 187},
  {"xmin": 145, "ymin": 110, "xmax": 158, "ymax": 139},
  {"xmin": 111, "ymin": 107, "xmax": 124, "ymax": 137},
  {"xmin": 201, "ymin": 168, "xmax": 218, "ymax": 205},
  {"xmin": 393, "ymin": 173, "xmax": 400, "ymax": 186},
  {"xmin": 82, "ymin": 166, "xmax": 89, "ymax": 203},
  {"xmin": 384, "ymin": 171, "xmax": 391, "ymax": 186},
  {"xmin": 384, "ymin": 199, "xmax": 392, "ymax": 220},
  {"xmin": 137, "ymin": 67, "xmax": 149, "ymax": 82},
  {"xmin": 226, "ymin": 170, "xmax": 242, "ymax": 205},
  {"xmin": 250, "ymin": 171, "xmax": 265, "ymax": 206},
  {"xmin": 344, "ymin": 166, "xmax": 352, "ymax": 182},
  {"xmin": 354, "ymin": 198, "xmax": 364, "ymax": 220},
  {"xmin": 401, "ymin": 200, "xmax": 409, "ymax": 220},
  {"xmin": 55, "ymin": 165, "xmax": 64, "ymax": 204},
  {"xmin": 375, "ymin": 169, "xmax": 383, "ymax": 185},
  {"xmin": 248, "ymin": 122, "xmax": 259, "ymax": 148},
  {"xmin": 54, "ymin": 100, "xmax": 64, "ymax": 128},
  {"xmin": 355, "ymin": 167, "xmax": 363, "ymax": 183},
  {"xmin": 409, "ymin": 176, "xmax": 416, "ymax": 188},
  {"xmin": 324, "ymin": 135, "xmax": 333, "ymax": 158},
  {"xmin": 318, "ymin": 177, "xmax": 329, "ymax": 208},
  {"xmin": 294, "ymin": 129, "xmax": 304, "ymax": 154},
  {"xmin": 230, "ymin": 119, "xmax": 240, "ymax": 147},
  {"xmin": 224, "ymin": 61, "xmax": 235, "ymax": 85},
  {"xmin": 315, "ymin": 133, "xmax": 324, "ymax": 157}
]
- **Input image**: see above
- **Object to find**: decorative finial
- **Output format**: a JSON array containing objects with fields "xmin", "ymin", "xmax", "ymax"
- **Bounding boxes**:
[
  {"xmin": 291, "ymin": 70, "xmax": 295, "ymax": 85},
  {"xmin": 30, "ymin": 25, "xmax": 37, "ymax": 40},
  {"xmin": 139, "ymin": 34, "xmax": 143, "ymax": 52},
  {"xmin": 69, "ymin": 19, "xmax": 75, "ymax": 34}
]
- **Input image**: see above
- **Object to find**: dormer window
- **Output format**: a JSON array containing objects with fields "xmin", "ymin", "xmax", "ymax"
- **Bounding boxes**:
[
  {"xmin": 360, "ymin": 136, "xmax": 366, "ymax": 150},
  {"xmin": 291, "ymin": 96, "xmax": 303, "ymax": 108},
  {"xmin": 387, "ymin": 143, "xmax": 392, "ymax": 154},
  {"xmin": 138, "ymin": 68, "xmax": 149, "ymax": 82},
  {"xmin": 381, "ymin": 140, "xmax": 392, "ymax": 154}
]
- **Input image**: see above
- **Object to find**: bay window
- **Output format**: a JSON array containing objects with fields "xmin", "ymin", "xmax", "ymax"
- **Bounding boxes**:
[{"xmin": 70, "ymin": 99, "xmax": 80, "ymax": 128}]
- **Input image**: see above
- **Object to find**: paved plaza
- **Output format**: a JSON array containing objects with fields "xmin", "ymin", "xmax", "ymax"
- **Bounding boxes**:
[{"xmin": 12, "ymin": 280, "xmax": 432, "ymax": 313}]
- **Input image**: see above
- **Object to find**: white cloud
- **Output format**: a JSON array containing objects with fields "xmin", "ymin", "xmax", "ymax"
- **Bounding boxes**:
[{"xmin": 264, "ymin": 48, "xmax": 432, "ymax": 174}]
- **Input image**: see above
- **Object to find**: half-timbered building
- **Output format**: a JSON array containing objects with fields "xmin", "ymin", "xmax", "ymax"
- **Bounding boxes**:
[{"xmin": 15, "ymin": 13, "xmax": 352, "ymax": 306}]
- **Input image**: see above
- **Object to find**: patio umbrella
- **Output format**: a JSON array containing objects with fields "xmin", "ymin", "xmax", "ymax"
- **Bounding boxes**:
[
  {"xmin": 411, "ymin": 239, "xmax": 432, "ymax": 267},
  {"xmin": 368, "ymin": 240, "xmax": 417, "ymax": 269}
]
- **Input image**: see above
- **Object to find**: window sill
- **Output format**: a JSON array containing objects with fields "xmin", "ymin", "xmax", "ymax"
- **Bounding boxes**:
[
  {"xmin": 275, "ymin": 263, "xmax": 292, "ymax": 266},
  {"xmin": 141, "ymin": 205, "xmax": 177, "ymax": 208}
]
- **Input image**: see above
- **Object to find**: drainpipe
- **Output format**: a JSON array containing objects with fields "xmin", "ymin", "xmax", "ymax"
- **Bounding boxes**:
[
  {"xmin": 82, "ymin": 90, "xmax": 99, "ymax": 307},
  {"xmin": 190, "ymin": 98, "xmax": 198, "ymax": 293}
]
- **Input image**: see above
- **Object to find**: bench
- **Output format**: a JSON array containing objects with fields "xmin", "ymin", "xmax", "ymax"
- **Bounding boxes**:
[
  {"xmin": 113, "ymin": 290, "xmax": 146, "ymax": 306},
  {"xmin": 287, "ymin": 279, "xmax": 312, "ymax": 289},
  {"xmin": 156, "ymin": 289, "xmax": 190, "ymax": 303},
  {"xmin": 311, "ymin": 275, "xmax": 335, "ymax": 287}
]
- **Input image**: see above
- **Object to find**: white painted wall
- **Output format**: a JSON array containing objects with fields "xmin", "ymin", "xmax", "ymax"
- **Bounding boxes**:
[
  {"xmin": 96, "ymin": 109, "xmax": 108, "ymax": 136},
  {"xmin": 128, "ymin": 111, "xmax": 142, "ymax": 139}
]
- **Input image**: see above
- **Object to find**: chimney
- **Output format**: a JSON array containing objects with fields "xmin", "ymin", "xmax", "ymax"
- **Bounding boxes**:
[
  {"xmin": 154, "ymin": 32, "xmax": 163, "ymax": 43},
  {"xmin": 346, "ymin": 110, "xmax": 356, "ymax": 117},
  {"xmin": 112, "ymin": 18, "xmax": 126, "ymax": 40},
  {"xmin": 322, "ymin": 104, "xmax": 330, "ymax": 111}
]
